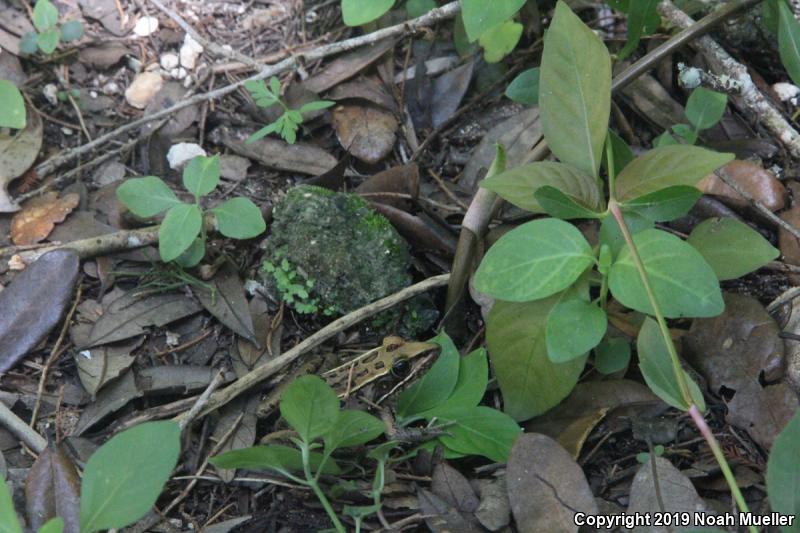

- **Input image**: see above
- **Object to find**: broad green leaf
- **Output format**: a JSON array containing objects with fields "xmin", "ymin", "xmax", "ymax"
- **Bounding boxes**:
[
  {"xmin": 174, "ymin": 238, "xmax": 205, "ymax": 268},
  {"xmin": 617, "ymin": 0, "xmax": 659, "ymax": 60},
  {"xmin": 19, "ymin": 32, "xmax": 38, "ymax": 55},
  {"xmin": 183, "ymin": 155, "xmax": 220, "ymax": 198},
  {"xmin": 481, "ymin": 161, "xmax": 601, "ymax": 213},
  {"xmin": 609, "ymin": 229, "xmax": 723, "ymax": 318},
  {"xmin": 621, "ymin": 186, "xmax": 701, "ymax": 222},
  {"xmin": 37, "ymin": 518, "xmax": 64, "ymax": 533},
  {"xmin": 406, "ymin": 0, "xmax": 437, "ymax": 18},
  {"xmin": 685, "ymin": 87, "xmax": 727, "ymax": 130},
  {"xmin": 453, "ymin": 14, "xmax": 480, "ymax": 57},
  {"xmin": 0, "ymin": 80, "xmax": 26, "ymax": 129},
  {"xmin": 474, "ymin": 218, "xmax": 594, "ymax": 302},
  {"xmin": 534, "ymin": 186, "xmax": 603, "ymax": 219},
  {"xmin": 60, "ymin": 20, "xmax": 84, "ymax": 42},
  {"xmin": 0, "ymin": 476, "xmax": 22, "ymax": 533},
  {"xmin": 766, "ymin": 410, "xmax": 800, "ymax": 531},
  {"xmin": 545, "ymin": 299, "xmax": 607, "ymax": 362},
  {"xmin": 653, "ymin": 130, "xmax": 678, "ymax": 147},
  {"xmin": 671, "ymin": 123, "xmax": 698, "ymax": 144},
  {"xmin": 599, "ymin": 210, "xmax": 653, "ymax": 257},
  {"xmin": 210, "ymin": 444, "xmax": 340, "ymax": 475},
  {"xmin": 342, "ymin": 0, "xmax": 394, "ymax": 26},
  {"xmin": 116, "ymin": 176, "xmax": 181, "ymax": 218},
  {"xmin": 540, "ymin": 1, "xmax": 611, "ymax": 177},
  {"xmin": 778, "ymin": 0, "xmax": 800, "ymax": 86},
  {"xmin": 33, "ymin": 0, "xmax": 58, "ymax": 31},
  {"xmin": 763, "ymin": 0, "xmax": 783, "ymax": 35},
  {"xmin": 594, "ymin": 337, "xmax": 631, "ymax": 374},
  {"xmin": 323, "ymin": 410, "xmax": 384, "ymax": 451},
  {"xmin": 437, "ymin": 406, "xmax": 521, "ymax": 462},
  {"xmin": 298, "ymin": 100, "xmax": 334, "ymax": 113},
  {"xmin": 212, "ymin": 197, "xmax": 266, "ymax": 239},
  {"xmin": 687, "ymin": 217, "xmax": 779, "ymax": 280},
  {"xmin": 159, "ymin": 204, "xmax": 202, "ymax": 262},
  {"xmin": 461, "ymin": 0, "xmax": 525, "ymax": 42},
  {"xmin": 604, "ymin": 129, "xmax": 635, "ymax": 174},
  {"xmin": 80, "ymin": 421, "xmax": 180, "ymax": 533},
  {"xmin": 487, "ymin": 292, "xmax": 588, "ymax": 421},
  {"xmin": 422, "ymin": 348, "xmax": 489, "ymax": 418},
  {"xmin": 505, "ymin": 68, "xmax": 540, "ymax": 106},
  {"xmin": 280, "ymin": 375, "xmax": 339, "ymax": 442},
  {"xmin": 614, "ymin": 145, "xmax": 733, "ymax": 201},
  {"xmin": 37, "ymin": 31, "xmax": 60, "ymax": 54},
  {"xmin": 637, "ymin": 318, "xmax": 705, "ymax": 412},
  {"xmin": 396, "ymin": 332, "xmax": 460, "ymax": 419},
  {"xmin": 479, "ymin": 20, "xmax": 522, "ymax": 63}
]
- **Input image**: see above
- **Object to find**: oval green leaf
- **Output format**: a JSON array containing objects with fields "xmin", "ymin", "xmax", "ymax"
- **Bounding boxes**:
[
  {"xmin": 621, "ymin": 186, "xmax": 702, "ymax": 222},
  {"xmin": 545, "ymin": 299, "xmax": 607, "ymax": 362},
  {"xmin": 341, "ymin": 0, "xmax": 394, "ymax": 26},
  {"xmin": 60, "ymin": 20, "xmax": 84, "ymax": 42},
  {"xmin": 505, "ymin": 67, "xmax": 540, "ymax": 106},
  {"xmin": 116, "ymin": 176, "xmax": 181, "ymax": 218},
  {"xmin": 609, "ymin": 229, "xmax": 724, "ymax": 318},
  {"xmin": 487, "ymin": 295, "xmax": 588, "ymax": 421},
  {"xmin": 461, "ymin": 0, "xmax": 525, "ymax": 42},
  {"xmin": 614, "ymin": 145, "xmax": 733, "ymax": 201},
  {"xmin": 637, "ymin": 318, "xmax": 705, "ymax": 412},
  {"xmin": 80, "ymin": 421, "xmax": 181, "ymax": 533},
  {"xmin": 422, "ymin": 348, "xmax": 489, "ymax": 418},
  {"xmin": 0, "ymin": 476, "xmax": 22, "ymax": 533},
  {"xmin": 396, "ymin": 332, "xmax": 460, "ymax": 419},
  {"xmin": 36, "ymin": 518, "xmax": 64, "ymax": 533},
  {"xmin": 210, "ymin": 444, "xmax": 340, "ymax": 475},
  {"xmin": 479, "ymin": 20, "xmax": 522, "ymax": 63},
  {"xmin": 604, "ymin": 129, "xmax": 635, "ymax": 173},
  {"xmin": 534, "ymin": 186, "xmax": 604, "ymax": 219},
  {"xmin": 685, "ymin": 87, "xmax": 727, "ymax": 131},
  {"xmin": 766, "ymin": 410, "xmax": 800, "ymax": 529},
  {"xmin": 594, "ymin": 337, "xmax": 631, "ymax": 374},
  {"xmin": 212, "ymin": 197, "xmax": 266, "ymax": 239},
  {"xmin": 0, "ymin": 81, "xmax": 26, "ymax": 130},
  {"xmin": 159, "ymin": 204, "xmax": 202, "ymax": 262},
  {"xmin": 323, "ymin": 410, "xmax": 384, "ymax": 451},
  {"xmin": 279, "ymin": 375, "xmax": 339, "ymax": 442},
  {"xmin": 474, "ymin": 218, "xmax": 594, "ymax": 302},
  {"xmin": 688, "ymin": 217, "xmax": 779, "ymax": 280},
  {"xmin": 436, "ymin": 406, "xmax": 521, "ymax": 462},
  {"xmin": 778, "ymin": 0, "xmax": 800, "ymax": 86},
  {"xmin": 33, "ymin": 0, "xmax": 58, "ymax": 31},
  {"xmin": 183, "ymin": 155, "xmax": 220, "ymax": 198},
  {"xmin": 481, "ymin": 161, "xmax": 601, "ymax": 213},
  {"xmin": 540, "ymin": 0, "xmax": 611, "ymax": 177}
]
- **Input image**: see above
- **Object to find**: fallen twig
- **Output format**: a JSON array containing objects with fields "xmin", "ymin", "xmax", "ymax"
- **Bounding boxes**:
[
  {"xmin": 174, "ymin": 274, "xmax": 450, "ymax": 422},
  {"xmin": 0, "ymin": 401, "xmax": 47, "ymax": 453}
]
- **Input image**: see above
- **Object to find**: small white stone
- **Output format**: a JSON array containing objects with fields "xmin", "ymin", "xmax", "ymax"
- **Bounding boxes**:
[
  {"xmin": 43, "ymin": 83, "xmax": 58, "ymax": 105},
  {"xmin": 89, "ymin": 90, "xmax": 98, "ymax": 98},
  {"xmin": 125, "ymin": 71, "xmax": 163, "ymax": 108},
  {"xmin": 61, "ymin": 127, "xmax": 74, "ymax": 135},
  {"xmin": 133, "ymin": 16, "xmax": 159, "ymax": 37},
  {"xmin": 774, "ymin": 82, "xmax": 800, "ymax": 104},
  {"xmin": 169, "ymin": 66, "xmax": 188, "ymax": 80},
  {"xmin": 167, "ymin": 142, "xmax": 207, "ymax": 169},
  {"xmin": 179, "ymin": 34, "xmax": 204, "ymax": 70},
  {"xmin": 79, "ymin": 350, "xmax": 92, "ymax": 360},
  {"xmin": 102, "ymin": 81, "xmax": 119, "ymax": 95},
  {"xmin": 160, "ymin": 52, "xmax": 179, "ymax": 70}
]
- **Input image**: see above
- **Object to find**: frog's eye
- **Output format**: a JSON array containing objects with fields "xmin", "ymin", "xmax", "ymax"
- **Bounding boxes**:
[{"xmin": 391, "ymin": 358, "xmax": 411, "ymax": 377}]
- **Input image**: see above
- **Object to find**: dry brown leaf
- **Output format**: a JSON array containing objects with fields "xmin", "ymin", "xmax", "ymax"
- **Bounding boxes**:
[
  {"xmin": 331, "ymin": 104, "xmax": 397, "ymax": 164},
  {"xmin": 0, "ymin": 110, "xmax": 43, "ymax": 212},
  {"xmin": 698, "ymin": 160, "xmax": 787, "ymax": 211},
  {"xmin": 11, "ymin": 192, "xmax": 80, "ymax": 245}
]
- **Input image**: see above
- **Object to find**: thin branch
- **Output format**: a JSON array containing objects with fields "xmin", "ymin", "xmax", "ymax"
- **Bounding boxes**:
[{"xmin": 0, "ymin": 401, "xmax": 47, "ymax": 453}]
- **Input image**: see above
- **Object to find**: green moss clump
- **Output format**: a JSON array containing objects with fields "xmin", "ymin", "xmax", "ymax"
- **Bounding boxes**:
[{"xmin": 261, "ymin": 186, "xmax": 418, "ymax": 321}]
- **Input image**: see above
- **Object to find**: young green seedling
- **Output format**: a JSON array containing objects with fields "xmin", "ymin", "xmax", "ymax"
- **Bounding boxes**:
[
  {"xmin": 244, "ymin": 76, "xmax": 334, "ymax": 145},
  {"xmin": 20, "ymin": 0, "xmax": 84, "ymax": 55},
  {"xmin": 654, "ymin": 86, "xmax": 728, "ymax": 146},
  {"xmin": 475, "ymin": 3, "xmax": 776, "ymax": 528},
  {"xmin": 116, "ymin": 154, "xmax": 266, "ymax": 267}
]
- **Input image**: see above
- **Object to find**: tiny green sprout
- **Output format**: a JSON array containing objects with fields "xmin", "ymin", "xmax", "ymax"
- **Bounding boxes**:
[
  {"xmin": 20, "ymin": 0, "xmax": 84, "ymax": 55},
  {"xmin": 654, "ymin": 87, "xmax": 727, "ymax": 147},
  {"xmin": 0, "ymin": 80, "xmax": 26, "ymax": 129},
  {"xmin": 244, "ymin": 76, "xmax": 334, "ymax": 145},
  {"xmin": 116, "ymin": 154, "xmax": 266, "ymax": 267}
]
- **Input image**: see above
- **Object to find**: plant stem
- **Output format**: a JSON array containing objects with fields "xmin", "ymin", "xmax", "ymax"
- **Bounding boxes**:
[
  {"xmin": 300, "ymin": 442, "xmax": 346, "ymax": 533},
  {"xmin": 609, "ymin": 202, "xmax": 756, "ymax": 532}
]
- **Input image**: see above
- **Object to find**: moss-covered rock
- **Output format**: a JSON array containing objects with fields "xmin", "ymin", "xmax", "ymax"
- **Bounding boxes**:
[{"xmin": 261, "ymin": 185, "xmax": 436, "ymax": 334}]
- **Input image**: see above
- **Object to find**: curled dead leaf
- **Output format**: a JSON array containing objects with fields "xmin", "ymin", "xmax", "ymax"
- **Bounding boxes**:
[
  {"xmin": 0, "ymin": 110, "xmax": 43, "ymax": 212},
  {"xmin": 697, "ymin": 160, "xmax": 787, "ymax": 212},
  {"xmin": 11, "ymin": 192, "xmax": 81, "ymax": 245},
  {"xmin": 331, "ymin": 104, "xmax": 397, "ymax": 164}
]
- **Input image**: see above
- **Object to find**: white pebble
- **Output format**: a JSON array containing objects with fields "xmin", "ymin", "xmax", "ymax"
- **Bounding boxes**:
[
  {"xmin": 133, "ymin": 16, "xmax": 159, "ymax": 37},
  {"xmin": 43, "ymin": 84, "xmax": 58, "ymax": 105},
  {"xmin": 160, "ymin": 52, "xmax": 179, "ymax": 70},
  {"xmin": 125, "ymin": 71, "xmax": 163, "ymax": 109},
  {"xmin": 179, "ymin": 34, "xmax": 204, "ymax": 70},
  {"xmin": 167, "ymin": 142, "xmax": 207, "ymax": 169},
  {"xmin": 169, "ymin": 66, "xmax": 188, "ymax": 80},
  {"xmin": 774, "ymin": 82, "xmax": 800, "ymax": 104}
]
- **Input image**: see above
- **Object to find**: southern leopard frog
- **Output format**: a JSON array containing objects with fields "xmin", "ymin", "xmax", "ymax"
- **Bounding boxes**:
[{"xmin": 256, "ymin": 336, "xmax": 437, "ymax": 418}]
